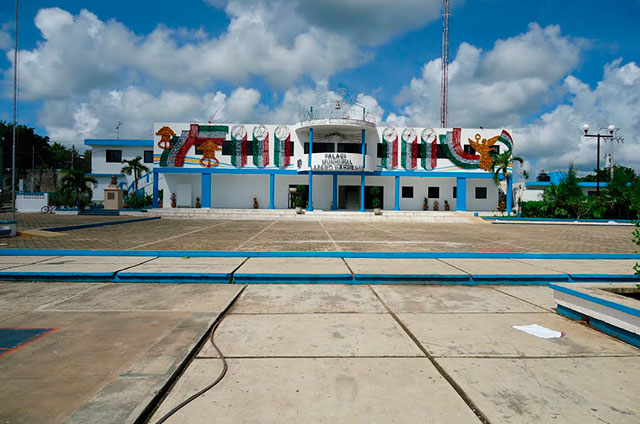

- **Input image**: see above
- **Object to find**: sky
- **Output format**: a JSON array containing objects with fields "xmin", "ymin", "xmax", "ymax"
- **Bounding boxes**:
[{"xmin": 1, "ymin": 0, "xmax": 639, "ymax": 176}]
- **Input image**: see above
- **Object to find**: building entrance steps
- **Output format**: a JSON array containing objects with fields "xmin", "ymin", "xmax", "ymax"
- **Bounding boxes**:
[{"xmin": 146, "ymin": 208, "xmax": 482, "ymax": 223}]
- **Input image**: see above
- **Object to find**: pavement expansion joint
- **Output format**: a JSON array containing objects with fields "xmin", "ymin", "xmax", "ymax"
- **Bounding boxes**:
[
  {"xmin": 490, "ymin": 287, "xmax": 551, "ymax": 311},
  {"xmin": 369, "ymin": 284, "xmax": 494, "ymax": 424}
]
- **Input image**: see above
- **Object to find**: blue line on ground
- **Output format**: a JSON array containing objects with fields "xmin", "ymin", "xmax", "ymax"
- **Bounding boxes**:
[
  {"xmin": 42, "ymin": 216, "xmax": 161, "ymax": 232},
  {"xmin": 557, "ymin": 305, "xmax": 640, "ymax": 348},
  {"xmin": 2, "ymin": 249, "xmax": 640, "ymax": 260}
]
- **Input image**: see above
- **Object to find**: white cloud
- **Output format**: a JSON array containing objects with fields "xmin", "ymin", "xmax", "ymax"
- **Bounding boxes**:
[
  {"xmin": 394, "ymin": 24, "xmax": 582, "ymax": 128},
  {"xmin": 515, "ymin": 59, "xmax": 640, "ymax": 173}
]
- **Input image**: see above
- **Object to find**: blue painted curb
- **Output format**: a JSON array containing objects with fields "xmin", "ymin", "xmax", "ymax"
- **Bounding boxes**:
[
  {"xmin": 353, "ymin": 274, "xmax": 470, "ymax": 283},
  {"xmin": 0, "ymin": 271, "xmax": 115, "ymax": 282},
  {"xmin": 557, "ymin": 305, "xmax": 640, "ymax": 348},
  {"xmin": 568, "ymin": 274, "xmax": 640, "ymax": 282},
  {"xmin": 116, "ymin": 272, "xmax": 231, "ymax": 283},
  {"xmin": 549, "ymin": 283, "xmax": 640, "ymax": 318},
  {"xmin": 472, "ymin": 273, "xmax": 569, "ymax": 281},
  {"xmin": 2, "ymin": 249, "xmax": 639, "ymax": 260},
  {"xmin": 233, "ymin": 273, "xmax": 353, "ymax": 284},
  {"xmin": 42, "ymin": 216, "xmax": 160, "ymax": 232}
]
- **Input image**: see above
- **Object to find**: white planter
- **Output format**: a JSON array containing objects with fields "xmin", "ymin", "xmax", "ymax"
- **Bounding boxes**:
[
  {"xmin": 295, "ymin": 206, "xmax": 303, "ymax": 214},
  {"xmin": 373, "ymin": 207, "xmax": 382, "ymax": 215}
]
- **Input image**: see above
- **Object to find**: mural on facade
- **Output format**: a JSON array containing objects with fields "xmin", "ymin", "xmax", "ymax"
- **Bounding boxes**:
[
  {"xmin": 231, "ymin": 125, "xmax": 248, "ymax": 168},
  {"xmin": 158, "ymin": 124, "xmax": 228, "ymax": 168},
  {"xmin": 381, "ymin": 127, "xmax": 398, "ymax": 169},
  {"xmin": 401, "ymin": 128, "xmax": 418, "ymax": 170},
  {"xmin": 252, "ymin": 124, "xmax": 270, "ymax": 168},
  {"xmin": 420, "ymin": 128, "xmax": 438, "ymax": 171},
  {"xmin": 274, "ymin": 125, "xmax": 291, "ymax": 168}
]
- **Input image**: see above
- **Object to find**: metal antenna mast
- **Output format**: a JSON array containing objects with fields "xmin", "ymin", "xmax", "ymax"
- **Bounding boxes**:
[{"xmin": 440, "ymin": 0, "xmax": 449, "ymax": 128}]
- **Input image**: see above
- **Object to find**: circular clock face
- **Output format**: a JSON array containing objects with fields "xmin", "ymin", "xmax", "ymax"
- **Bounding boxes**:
[
  {"xmin": 421, "ymin": 128, "xmax": 436, "ymax": 143},
  {"xmin": 253, "ymin": 124, "xmax": 267, "ymax": 141},
  {"xmin": 231, "ymin": 125, "xmax": 246, "ymax": 140},
  {"xmin": 382, "ymin": 127, "xmax": 397, "ymax": 142},
  {"xmin": 275, "ymin": 125, "xmax": 290, "ymax": 140},
  {"xmin": 402, "ymin": 128, "xmax": 417, "ymax": 143}
]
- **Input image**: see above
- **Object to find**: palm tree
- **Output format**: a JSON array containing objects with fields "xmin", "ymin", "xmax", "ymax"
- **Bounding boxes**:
[
  {"xmin": 489, "ymin": 152, "xmax": 525, "ymax": 214},
  {"xmin": 59, "ymin": 170, "xmax": 97, "ymax": 209},
  {"xmin": 121, "ymin": 156, "xmax": 150, "ymax": 192}
]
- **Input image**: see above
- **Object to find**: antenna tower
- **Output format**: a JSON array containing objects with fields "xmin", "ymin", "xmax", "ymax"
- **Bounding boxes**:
[{"xmin": 440, "ymin": 0, "xmax": 449, "ymax": 128}]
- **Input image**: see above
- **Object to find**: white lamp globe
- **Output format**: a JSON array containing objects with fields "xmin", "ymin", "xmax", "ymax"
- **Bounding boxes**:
[
  {"xmin": 582, "ymin": 124, "xmax": 590, "ymax": 132},
  {"xmin": 608, "ymin": 124, "xmax": 616, "ymax": 133}
]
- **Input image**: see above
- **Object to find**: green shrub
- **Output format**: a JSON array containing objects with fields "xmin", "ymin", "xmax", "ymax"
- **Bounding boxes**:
[{"xmin": 520, "ymin": 201, "xmax": 548, "ymax": 218}]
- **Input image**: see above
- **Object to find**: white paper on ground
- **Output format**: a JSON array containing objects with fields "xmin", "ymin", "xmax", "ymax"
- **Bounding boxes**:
[{"xmin": 513, "ymin": 324, "xmax": 565, "ymax": 339}]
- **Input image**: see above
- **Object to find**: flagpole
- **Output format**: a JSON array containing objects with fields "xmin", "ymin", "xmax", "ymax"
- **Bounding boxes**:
[{"xmin": 11, "ymin": 0, "xmax": 18, "ymax": 221}]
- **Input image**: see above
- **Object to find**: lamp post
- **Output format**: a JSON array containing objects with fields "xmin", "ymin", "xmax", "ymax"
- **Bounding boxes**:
[{"xmin": 582, "ymin": 124, "xmax": 615, "ymax": 196}]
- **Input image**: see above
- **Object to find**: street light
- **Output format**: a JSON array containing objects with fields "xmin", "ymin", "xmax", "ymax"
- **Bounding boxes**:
[{"xmin": 582, "ymin": 123, "xmax": 616, "ymax": 196}]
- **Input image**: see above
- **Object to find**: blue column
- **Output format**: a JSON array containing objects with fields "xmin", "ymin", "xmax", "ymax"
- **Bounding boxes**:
[
  {"xmin": 456, "ymin": 177, "xmax": 467, "ymax": 211},
  {"xmin": 360, "ymin": 128, "xmax": 366, "ymax": 212},
  {"xmin": 202, "ymin": 173, "xmax": 211, "ymax": 208},
  {"xmin": 308, "ymin": 127, "xmax": 313, "ymax": 211},
  {"xmin": 394, "ymin": 175, "xmax": 400, "ymax": 211},
  {"xmin": 332, "ymin": 174, "xmax": 338, "ymax": 210},
  {"xmin": 152, "ymin": 170, "xmax": 159, "ymax": 208},
  {"xmin": 506, "ymin": 175, "xmax": 513, "ymax": 216},
  {"xmin": 269, "ymin": 173, "xmax": 275, "ymax": 209}
]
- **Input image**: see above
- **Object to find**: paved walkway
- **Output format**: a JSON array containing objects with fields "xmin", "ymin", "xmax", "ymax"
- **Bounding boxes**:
[{"xmin": 1, "ymin": 282, "xmax": 638, "ymax": 424}]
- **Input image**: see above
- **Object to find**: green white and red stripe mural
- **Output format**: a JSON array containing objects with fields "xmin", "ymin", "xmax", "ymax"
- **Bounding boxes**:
[
  {"xmin": 231, "ymin": 125, "xmax": 248, "ymax": 168},
  {"xmin": 274, "ymin": 125, "xmax": 291, "ymax": 168},
  {"xmin": 252, "ymin": 124, "xmax": 270, "ymax": 168},
  {"xmin": 381, "ymin": 127, "xmax": 398, "ymax": 169},
  {"xmin": 401, "ymin": 128, "xmax": 418, "ymax": 170}
]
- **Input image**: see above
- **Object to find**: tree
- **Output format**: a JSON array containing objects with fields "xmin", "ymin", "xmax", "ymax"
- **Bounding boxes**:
[
  {"xmin": 489, "ymin": 152, "xmax": 525, "ymax": 213},
  {"xmin": 1, "ymin": 121, "xmax": 53, "ymax": 170},
  {"xmin": 121, "ymin": 156, "xmax": 150, "ymax": 191},
  {"xmin": 541, "ymin": 165, "xmax": 585, "ymax": 218},
  {"xmin": 58, "ymin": 170, "xmax": 97, "ymax": 209}
]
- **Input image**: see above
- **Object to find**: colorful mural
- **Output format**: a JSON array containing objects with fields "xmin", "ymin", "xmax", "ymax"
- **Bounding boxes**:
[
  {"xmin": 420, "ymin": 128, "xmax": 438, "ymax": 171},
  {"xmin": 158, "ymin": 124, "xmax": 228, "ymax": 168},
  {"xmin": 381, "ymin": 127, "xmax": 398, "ymax": 169},
  {"xmin": 231, "ymin": 125, "xmax": 248, "ymax": 168},
  {"xmin": 274, "ymin": 125, "xmax": 291, "ymax": 168},
  {"xmin": 252, "ymin": 124, "xmax": 270, "ymax": 168},
  {"xmin": 401, "ymin": 128, "xmax": 418, "ymax": 170}
]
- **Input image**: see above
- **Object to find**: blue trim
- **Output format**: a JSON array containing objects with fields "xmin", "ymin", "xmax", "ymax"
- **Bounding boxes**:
[
  {"xmin": 0, "ymin": 272, "xmax": 115, "ymax": 282},
  {"xmin": 569, "ymin": 274, "xmax": 640, "ymax": 282},
  {"xmin": 556, "ymin": 305, "xmax": 640, "ymax": 348},
  {"xmin": 85, "ymin": 139, "xmax": 153, "ymax": 147},
  {"xmin": 332, "ymin": 175, "xmax": 338, "ymax": 210},
  {"xmin": 157, "ymin": 167, "xmax": 299, "ymax": 175},
  {"xmin": 456, "ymin": 177, "xmax": 466, "ymax": 211},
  {"xmin": 152, "ymin": 171, "xmax": 159, "ymax": 208},
  {"xmin": 0, "ymin": 221, "xmax": 17, "ymax": 224},
  {"xmin": 269, "ymin": 174, "xmax": 275, "ymax": 209},
  {"xmin": 16, "ymin": 192, "xmax": 47, "ymax": 195},
  {"xmin": 42, "ymin": 217, "xmax": 160, "ymax": 232},
  {"xmin": 394, "ymin": 176, "xmax": 400, "ymax": 211},
  {"xmin": 117, "ymin": 272, "xmax": 230, "ymax": 283},
  {"xmin": 484, "ymin": 216, "xmax": 637, "ymax": 224},
  {"xmin": 308, "ymin": 127, "xmax": 314, "ymax": 212},
  {"xmin": 360, "ymin": 174, "xmax": 365, "ymax": 212},
  {"xmin": 549, "ymin": 283, "xmax": 640, "ymax": 317},
  {"xmin": 525, "ymin": 181, "xmax": 612, "ymax": 188},
  {"xmin": 506, "ymin": 176, "xmax": 513, "ymax": 216},
  {"xmin": 202, "ymin": 173, "xmax": 212, "ymax": 208},
  {"xmin": 472, "ymin": 274, "xmax": 569, "ymax": 281},
  {"xmin": 2, "ymin": 249, "xmax": 639, "ymax": 260},
  {"xmin": 87, "ymin": 173, "xmax": 126, "ymax": 178},
  {"xmin": 234, "ymin": 273, "xmax": 353, "ymax": 284}
]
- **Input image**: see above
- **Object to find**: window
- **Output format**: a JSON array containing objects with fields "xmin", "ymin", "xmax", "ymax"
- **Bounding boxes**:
[
  {"xmin": 428, "ymin": 186, "xmax": 439, "ymax": 198},
  {"xmin": 453, "ymin": 186, "xmax": 457, "ymax": 199},
  {"xmin": 436, "ymin": 145, "xmax": 447, "ymax": 159},
  {"xmin": 401, "ymin": 186, "xmax": 413, "ymax": 198},
  {"xmin": 588, "ymin": 190, "xmax": 597, "ymax": 197},
  {"xmin": 289, "ymin": 142, "xmax": 295, "ymax": 156},
  {"xmin": 475, "ymin": 187, "xmax": 487, "ymax": 199},
  {"xmin": 221, "ymin": 141, "xmax": 234, "ymax": 155},
  {"xmin": 106, "ymin": 150, "xmax": 122, "ymax": 163},
  {"xmin": 304, "ymin": 142, "xmax": 335, "ymax": 154},
  {"xmin": 143, "ymin": 150, "xmax": 153, "ymax": 163},
  {"xmin": 464, "ymin": 145, "xmax": 476, "ymax": 155},
  {"xmin": 337, "ymin": 143, "xmax": 362, "ymax": 153},
  {"xmin": 195, "ymin": 145, "xmax": 203, "ymax": 155}
]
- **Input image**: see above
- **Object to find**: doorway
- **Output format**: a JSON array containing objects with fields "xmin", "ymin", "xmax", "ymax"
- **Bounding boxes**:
[{"xmin": 338, "ymin": 185, "xmax": 384, "ymax": 210}]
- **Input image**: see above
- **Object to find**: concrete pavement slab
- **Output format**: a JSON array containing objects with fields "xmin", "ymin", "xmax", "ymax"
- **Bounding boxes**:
[
  {"xmin": 438, "ymin": 258, "xmax": 568, "ymax": 280},
  {"xmin": 234, "ymin": 257, "xmax": 352, "ymax": 283},
  {"xmin": 41, "ymin": 283, "xmax": 242, "ymax": 312},
  {"xmin": 397, "ymin": 312, "xmax": 639, "ymax": 357},
  {"xmin": 150, "ymin": 358, "xmax": 483, "ymax": 424},
  {"xmin": 373, "ymin": 285, "xmax": 545, "ymax": 313},
  {"xmin": 0, "ymin": 256, "xmax": 57, "ymax": 266},
  {"xmin": 198, "ymin": 313, "xmax": 424, "ymax": 357},
  {"xmin": 346, "ymin": 258, "xmax": 469, "ymax": 283},
  {"xmin": 517, "ymin": 259, "xmax": 638, "ymax": 277},
  {"xmin": 39, "ymin": 256, "xmax": 156, "ymax": 265},
  {"xmin": 229, "ymin": 284, "xmax": 386, "ymax": 314},
  {"xmin": 117, "ymin": 256, "xmax": 246, "ymax": 282},
  {"xmin": 493, "ymin": 286, "xmax": 557, "ymax": 311},
  {"xmin": 0, "ymin": 282, "xmax": 101, "ymax": 311},
  {"xmin": 439, "ymin": 356, "xmax": 640, "ymax": 423}
]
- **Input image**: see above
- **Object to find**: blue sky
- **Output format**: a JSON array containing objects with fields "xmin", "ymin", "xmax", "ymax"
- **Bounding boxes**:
[{"xmin": 1, "ymin": 0, "xmax": 639, "ymax": 173}]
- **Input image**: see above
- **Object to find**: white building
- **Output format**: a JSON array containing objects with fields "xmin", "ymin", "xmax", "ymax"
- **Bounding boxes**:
[
  {"xmin": 86, "ymin": 107, "xmax": 515, "ymax": 212},
  {"xmin": 85, "ymin": 139, "xmax": 155, "ymax": 202}
]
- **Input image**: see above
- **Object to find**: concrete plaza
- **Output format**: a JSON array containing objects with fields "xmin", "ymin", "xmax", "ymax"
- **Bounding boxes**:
[{"xmin": 1, "ymin": 282, "xmax": 638, "ymax": 424}]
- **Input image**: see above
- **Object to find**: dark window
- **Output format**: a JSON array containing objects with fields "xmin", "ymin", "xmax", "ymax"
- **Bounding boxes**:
[
  {"xmin": 143, "ymin": 150, "xmax": 153, "ymax": 163},
  {"xmin": 428, "ymin": 186, "xmax": 439, "ymax": 198},
  {"xmin": 195, "ymin": 145, "xmax": 203, "ymax": 155},
  {"xmin": 106, "ymin": 150, "xmax": 122, "ymax": 163},
  {"xmin": 475, "ymin": 187, "xmax": 487, "ymax": 199},
  {"xmin": 337, "ymin": 143, "xmax": 362, "ymax": 153},
  {"xmin": 588, "ymin": 190, "xmax": 597, "ymax": 197},
  {"xmin": 464, "ymin": 144, "xmax": 476, "ymax": 155},
  {"xmin": 304, "ymin": 142, "xmax": 335, "ymax": 154},
  {"xmin": 401, "ymin": 186, "xmax": 413, "ymax": 198},
  {"xmin": 453, "ymin": 186, "xmax": 457, "ymax": 199},
  {"xmin": 222, "ymin": 141, "xmax": 234, "ymax": 155},
  {"xmin": 436, "ymin": 145, "xmax": 447, "ymax": 159},
  {"xmin": 289, "ymin": 142, "xmax": 295, "ymax": 156},
  {"xmin": 377, "ymin": 143, "xmax": 385, "ymax": 158}
]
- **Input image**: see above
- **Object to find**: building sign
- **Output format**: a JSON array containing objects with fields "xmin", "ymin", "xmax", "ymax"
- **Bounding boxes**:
[{"xmin": 312, "ymin": 153, "xmax": 364, "ymax": 171}]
